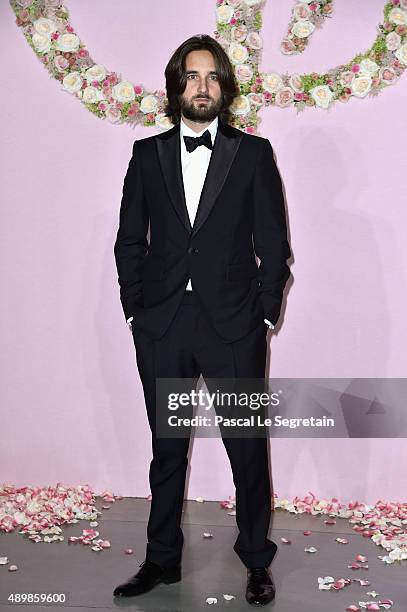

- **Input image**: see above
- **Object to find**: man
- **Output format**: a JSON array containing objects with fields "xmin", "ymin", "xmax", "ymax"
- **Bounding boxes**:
[{"xmin": 113, "ymin": 34, "xmax": 291, "ymax": 606}]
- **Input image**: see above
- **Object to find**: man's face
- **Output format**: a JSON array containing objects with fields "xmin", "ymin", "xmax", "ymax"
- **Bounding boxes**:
[{"xmin": 180, "ymin": 49, "xmax": 223, "ymax": 123}]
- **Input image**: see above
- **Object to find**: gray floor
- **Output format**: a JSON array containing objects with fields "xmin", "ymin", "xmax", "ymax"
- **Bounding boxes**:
[{"xmin": 0, "ymin": 497, "xmax": 405, "ymax": 611}]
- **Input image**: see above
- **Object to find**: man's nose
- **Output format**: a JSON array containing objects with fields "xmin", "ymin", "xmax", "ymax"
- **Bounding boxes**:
[{"xmin": 197, "ymin": 78, "xmax": 209, "ymax": 92}]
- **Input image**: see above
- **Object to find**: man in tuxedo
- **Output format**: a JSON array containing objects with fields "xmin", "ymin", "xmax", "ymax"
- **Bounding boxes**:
[{"xmin": 113, "ymin": 34, "xmax": 291, "ymax": 605}]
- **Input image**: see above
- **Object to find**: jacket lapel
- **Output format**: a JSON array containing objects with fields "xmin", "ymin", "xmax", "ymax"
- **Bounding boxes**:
[{"xmin": 155, "ymin": 118, "xmax": 243, "ymax": 237}]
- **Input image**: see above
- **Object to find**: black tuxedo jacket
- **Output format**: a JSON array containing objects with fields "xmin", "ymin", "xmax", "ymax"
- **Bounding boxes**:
[{"xmin": 114, "ymin": 118, "xmax": 291, "ymax": 343}]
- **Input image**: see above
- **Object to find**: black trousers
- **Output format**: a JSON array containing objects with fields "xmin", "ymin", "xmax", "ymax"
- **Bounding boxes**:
[{"xmin": 131, "ymin": 289, "xmax": 278, "ymax": 569}]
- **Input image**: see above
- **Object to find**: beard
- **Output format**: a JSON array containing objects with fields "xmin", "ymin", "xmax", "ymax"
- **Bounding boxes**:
[{"xmin": 179, "ymin": 93, "xmax": 223, "ymax": 123}]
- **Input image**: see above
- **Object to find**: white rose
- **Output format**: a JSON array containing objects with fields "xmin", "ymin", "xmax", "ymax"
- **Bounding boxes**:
[
  {"xmin": 309, "ymin": 85, "xmax": 334, "ymax": 108},
  {"xmin": 385, "ymin": 31, "xmax": 401, "ymax": 51},
  {"xmin": 235, "ymin": 63, "xmax": 253, "ymax": 83},
  {"xmin": 359, "ymin": 58, "xmax": 379, "ymax": 76},
  {"xmin": 32, "ymin": 32, "xmax": 51, "ymax": 54},
  {"xmin": 351, "ymin": 75, "xmax": 372, "ymax": 98},
  {"xmin": 227, "ymin": 0, "xmax": 242, "ymax": 7},
  {"xmin": 292, "ymin": 20, "xmax": 315, "ymax": 38},
  {"xmin": 85, "ymin": 64, "xmax": 106, "ymax": 83},
  {"xmin": 83, "ymin": 86, "xmax": 106, "ymax": 103},
  {"xmin": 243, "ymin": 0, "xmax": 262, "ymax": 6},
  {"xmin": 62, "ymin": 71, "xmax": 83, "ymax": 93},
  {"xmin": 388, "ymin": 7, "xmax": 407, "ymax": 25},
  {"xmin": 112, "ymin": 80, "xmax": 136, "ymax": 103},
  {"xmin": 33, "ymin": 17, "xmax": 57, "ymax": 37},
  {"xmin": 230, "ymin": 95, "xmax": 251, "ymax": 116},
  {"xmin": 289, "ymin": 73, "xmax": 303, "ymax": 92},
  {"xmin": 246, "ymin": 32, "xmax": 262, "ymax": 50},
  {"xmin": 216, "ymin": 4, "xmax": 234, "ymax": 23},
  {"xmin": 140, "ymin": 94, "xmax": 159, "ymax": 114},
  {"xmin": 55, "ymin": 33, "xmax": 80, "ymax": 52},
  {"xmin": 263, "ymin": 72, "xmax": 284, "ymax": 93},
  {"xmin": 228, "ymin": 42, "xmax": 249, "ymax": 64},
  {"xmin": 395, "ymin": 43, "xmax": 407, "ymax": 65},
  {"xmin": 155, "ymin": 113, "xmax": 173, "ymax": 130}
]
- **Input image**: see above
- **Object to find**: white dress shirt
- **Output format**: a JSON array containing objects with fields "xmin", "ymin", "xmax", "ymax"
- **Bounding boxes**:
[
  {"xmin": 126, "ymin": 116, "xmax": 273, "ymax": 330},
  {"xmin": 180, "ymin": 116, "xmax": 218, "ymax": 291}
]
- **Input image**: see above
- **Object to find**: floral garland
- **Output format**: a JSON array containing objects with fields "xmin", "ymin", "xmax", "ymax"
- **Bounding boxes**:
[
  {"xmin": 280, "ymin": 0, "xmax": 334, "ymax": 55},
  {"xmin": 9, "ymin": 0, "xmax": 407, "ymax": 134}
]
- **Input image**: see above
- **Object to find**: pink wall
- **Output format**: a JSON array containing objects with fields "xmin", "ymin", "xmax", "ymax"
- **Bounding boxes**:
[{"xmin": 1, "ymin": 0, "xmax": 406, "ymax": 504}]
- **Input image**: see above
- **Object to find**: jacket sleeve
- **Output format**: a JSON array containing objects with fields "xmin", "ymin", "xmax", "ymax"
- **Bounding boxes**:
[
  {"xmin": 252, "ymin": 138, "xmax": 291, "ymax": 326},
  {"xmin": 113, "ymin": 140, "xmax": 149, "ymax": 321}
]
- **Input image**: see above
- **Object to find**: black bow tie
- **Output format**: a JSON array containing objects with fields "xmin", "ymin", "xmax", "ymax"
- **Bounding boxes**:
[{"xmin": 183, "ymin": 129, "xmax": 213, "ymax": 153}]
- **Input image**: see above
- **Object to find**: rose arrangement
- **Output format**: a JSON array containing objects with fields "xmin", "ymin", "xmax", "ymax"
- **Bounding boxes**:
[
  {"xmin": 280, "ymin": 0, "xmax": 334, "ymax": 56},
  {"xmin": 9, "ymin": 0, "xmax": 407, "ymax": 134}
]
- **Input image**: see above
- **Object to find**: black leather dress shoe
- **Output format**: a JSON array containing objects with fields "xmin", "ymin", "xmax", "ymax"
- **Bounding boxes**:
[
  {"xmin": 245, "ymin": 566, "xmax": 276, "ymax": 605},
  {"xmin": 113, "ymin": 559, "xmax": 181, "ymax": 597}
]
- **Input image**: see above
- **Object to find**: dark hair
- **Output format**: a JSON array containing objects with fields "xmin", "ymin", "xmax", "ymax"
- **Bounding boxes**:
[{"xmin": 163, "ymin": 34, "xmax": 240, "ymax": 126}]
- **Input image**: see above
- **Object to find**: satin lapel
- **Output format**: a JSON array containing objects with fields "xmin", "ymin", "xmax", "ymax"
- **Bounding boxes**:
[
  {"xmin": 155, "ymin": 119, "xmax": 243, "ymax": 237},
  {"xmin": 156, "ymin": 123, "xmax": 192, "ymax": 234},
  {"xmin": 191, "ymin": 120, "xmax": 242, "ymax": 238}
]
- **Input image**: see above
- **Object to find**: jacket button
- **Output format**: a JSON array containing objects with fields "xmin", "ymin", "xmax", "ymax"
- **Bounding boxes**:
[
  {"xmin": 187, "ymin": 247, "xmax": 194, "ymax": 254},
  {"xmin": 258, "ymin": 280, "xmax": 262, "ymax": 287}
]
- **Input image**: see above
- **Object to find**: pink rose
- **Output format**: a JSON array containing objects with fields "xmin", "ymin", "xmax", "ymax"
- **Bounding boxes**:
[
  {"xmin": 54, "ymin": 55, "xmax": 69, "ymax": 71},
  {"xmin": 294, "ymin": 5, "xmax": 311, "ymax": 20},
  {"xmin": 275, "ymin": 87, "xmax": 294, "ymax": 107},
  {"xmin": 134, "ymin": 85, "xmax": 143, "ymax": 95},
  {"xmin": 246, "ymin": 32, "xmax": 262, "ymax": 50},
  {"xmin": 280, "ymin": 38, "xmax": 296, "ymax": 54},
  {"xmin": 231, "ymin": 25, "xmax": 247, "ymax": 42},
  {"xmin": 17, "ymin": 9, "xmax": 30, "ymax": 23},
  {"xmin": 380, "ymin": 67, "xmax": 397, "ymax": 83},
  {"xmin": 106, "ymin": 107, "xmax": 121, "ymax": 123},
  {"xmin": 235, "ymin": 64, "xmax": 252, "ymax": 83}
]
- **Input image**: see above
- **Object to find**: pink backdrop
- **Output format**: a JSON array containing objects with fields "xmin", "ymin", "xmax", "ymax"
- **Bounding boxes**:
[{"xmin": 1, "ymin": 0, "xmax": 406, "ymax": 503}]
